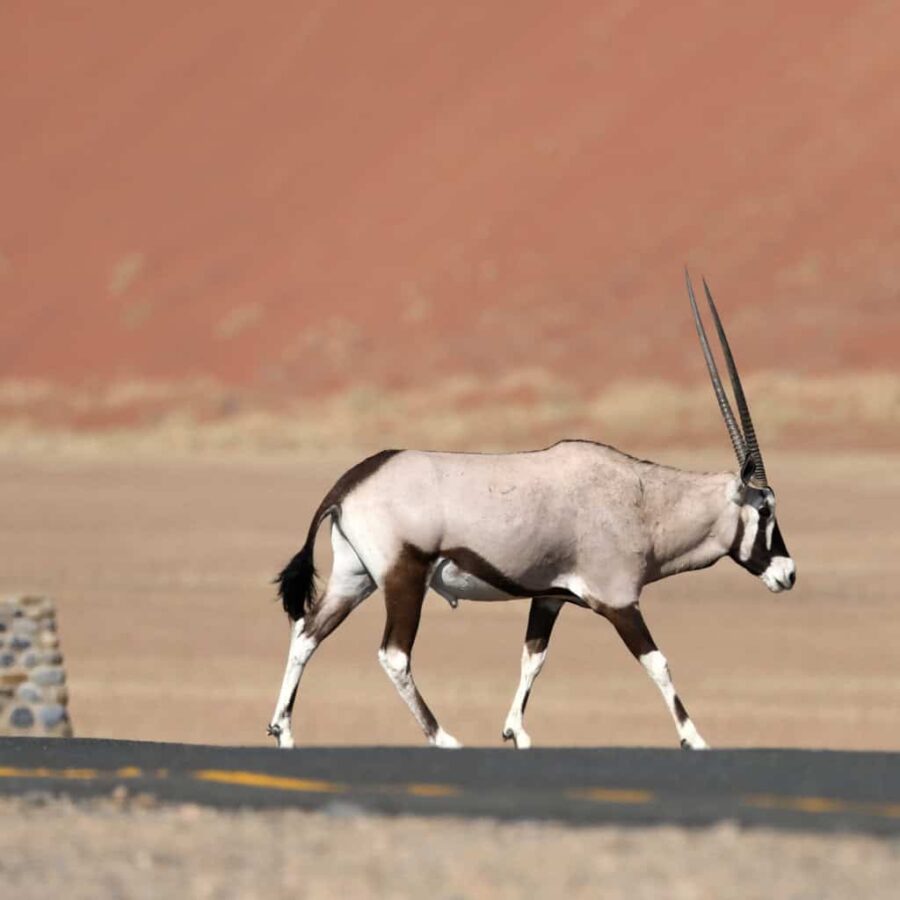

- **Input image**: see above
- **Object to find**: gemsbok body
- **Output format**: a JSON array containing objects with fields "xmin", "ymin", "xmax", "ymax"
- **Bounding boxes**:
[{"xmin": 268, "ymin": 274, "xmax": 796, "ymax": 750}]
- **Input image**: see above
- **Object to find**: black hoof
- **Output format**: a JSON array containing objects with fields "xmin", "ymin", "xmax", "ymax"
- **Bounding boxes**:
[
  {"xmin": 267, "ymin": 724, "xmax": 281, "ymax": 740},
  {"xmin": 501, "ymin": 729, "xmax": 517, "ymax": 748},
  {"xmin": 680, "ymin": 739, "xmax": 691, "ymax": 750}
]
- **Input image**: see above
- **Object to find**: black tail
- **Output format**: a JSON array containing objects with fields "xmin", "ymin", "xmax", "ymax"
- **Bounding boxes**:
[{"xmin": 275, "ymin": 501, "xmax": 335, "ymax": 621}]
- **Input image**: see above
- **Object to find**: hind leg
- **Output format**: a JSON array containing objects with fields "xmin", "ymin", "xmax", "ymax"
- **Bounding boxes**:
[
  {"xmin": 502, "ymin": 596, "xmax": 563, "ymax": 748},
  {"xmin": 378, "ymin": 546, "xmax": 460, "ymax": 748},
  {"xmin": 268, "ymin": 525, "xmax": 374, "ymax": 748}
]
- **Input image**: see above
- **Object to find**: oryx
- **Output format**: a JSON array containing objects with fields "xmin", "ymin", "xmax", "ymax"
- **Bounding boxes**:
[{"xmin": 268, "ymin": 272, "xmax": 796, "ymax": 750}]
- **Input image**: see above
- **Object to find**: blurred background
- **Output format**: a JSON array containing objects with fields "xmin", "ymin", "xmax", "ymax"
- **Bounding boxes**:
[
  {"xmin": 1, "ymin": 2, "xmax": 898, "ymax": 749},
  {"xmin": 2, "ymin": 0, "xmax": 898, "ymax": 451}
]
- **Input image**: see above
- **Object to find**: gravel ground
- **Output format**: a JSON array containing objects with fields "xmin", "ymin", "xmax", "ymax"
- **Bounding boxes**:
[{"xmin": 1, "ymin": 796, "xmax": 899, "ymax": 900}]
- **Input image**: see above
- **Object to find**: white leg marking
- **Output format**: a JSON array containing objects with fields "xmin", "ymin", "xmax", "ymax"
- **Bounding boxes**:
[
  {"xmin": 269, "ymin": 619, "xmax": 317, "ymax": 749},
  {"xmin": 432, "ymin": 728, "xmax": 462, "ymax": 749},
  {"xmin": 378, "ymin": 647, "xmax": 462, "ymax": 748},
  {"xmin": 739, "ymin": 507, "xmax": 759, "ymax": 562},
  {"xmin": 502, "ymin": 646, "xmax": 548, "ymax": 749},
  {"xmin": 268, "ymin": 524, "xmax": 376, "ymax": 749},
  {"xmin": 677, "ymin": 718, "xmax": 707, "ymax": 750},
  {"xmin": 639, "ymin": 650, "xmax": 709, "ymax": 750}
]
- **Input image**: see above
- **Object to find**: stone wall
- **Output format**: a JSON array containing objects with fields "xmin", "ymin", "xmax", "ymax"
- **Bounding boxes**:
[{"xmin": 0, "ymin": 595, "xmax": 71, "ymax": 737}]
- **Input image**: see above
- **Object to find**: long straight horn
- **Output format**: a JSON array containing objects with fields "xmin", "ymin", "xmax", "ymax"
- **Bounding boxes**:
[
  {"xmin": 685, "ymin": 269, "xmax": 748, "ymax": 467},
  {"xmin": 701, "ymin": 277, "xmax": 768, "ymax": 487}
]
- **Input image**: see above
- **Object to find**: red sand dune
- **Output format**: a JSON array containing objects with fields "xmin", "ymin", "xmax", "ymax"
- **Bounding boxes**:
[{"xmin": 1, "ymin": 2, "xmax": 899, "ymax": 420}]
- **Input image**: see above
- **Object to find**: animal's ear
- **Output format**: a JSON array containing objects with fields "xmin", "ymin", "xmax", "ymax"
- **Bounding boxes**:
[{"xmin": 740, "ymin": 455, "xmax": 756, "ymax": 485}]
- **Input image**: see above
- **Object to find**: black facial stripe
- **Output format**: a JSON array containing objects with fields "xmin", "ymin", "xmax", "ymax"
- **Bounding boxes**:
[
  {"xmin": 732, "ymin": 510, "xmax": 788, "ymax": 576},
  {"xmin": 770, "ymin": 521, "xmax": 788, "ymax": 559},
  {"xmin": 742, "ymin": 530, "xmax": 769, "ymax": 575}
]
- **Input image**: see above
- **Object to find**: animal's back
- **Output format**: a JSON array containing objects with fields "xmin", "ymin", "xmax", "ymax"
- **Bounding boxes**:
[{"xmin": 338, "ymin": 441, "xmax": 644, "ymax": 584}]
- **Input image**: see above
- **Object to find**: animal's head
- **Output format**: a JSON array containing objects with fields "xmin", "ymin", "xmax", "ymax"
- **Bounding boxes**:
[{"xmin": 686, "ymin": 271, "xmax": 796, "ymax": 593}]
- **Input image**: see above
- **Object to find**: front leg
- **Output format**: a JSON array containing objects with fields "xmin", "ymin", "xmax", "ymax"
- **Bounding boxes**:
[{"xmin": 601, "ymin": 603, "xmax": 709, "ymax": 750}]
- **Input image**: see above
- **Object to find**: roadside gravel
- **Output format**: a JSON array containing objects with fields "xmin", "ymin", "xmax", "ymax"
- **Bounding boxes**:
[{"xmin": 1, "ymin": 796, "xmax": 898, "ymax": 899}]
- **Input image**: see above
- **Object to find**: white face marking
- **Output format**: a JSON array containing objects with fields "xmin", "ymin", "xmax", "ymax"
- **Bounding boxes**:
[
  {"xmin": 761, "ymin": 556, "xmax": 796, "ymax": 593},
  {"xmin": 761, "ymin": 492, "xmax": 776, "ymax": 550},
  {"xmin": 739, "ymin": 506, "xmax": 759, "ymax": 562}
]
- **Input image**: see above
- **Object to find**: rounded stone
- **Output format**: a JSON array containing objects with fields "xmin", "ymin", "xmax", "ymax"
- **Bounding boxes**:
[
  {"xmin": 0, "ymin": 652, "xmax": 15, "ymax": 669},
  {"xmin": 15, "ymin": 683, "xmax": 42, "ymax": 703},
  {"xmin": 11, "ymin": 636, "xmax": 32, "ymax": 652},
  {"xmin": 38, "ymin": 704, "xmax": 68, "ymax": 729},
  {"xmin": 20, "ymin": 651, "xmax": 40, "ymax": 669},
  {"xmin": 26, "ymin": 607, "xmax": 53, "ymax": 622},
  {"xmin": 11, "ymin": 618, "xmax": 38, "ymax": 637},
  {"xmin": 38, "ymin": 633, "xmax": 60, "ymax": 649},
  {"xmin": 9, "ymin": 706, "xmax": 35, "ymax": 729},
  {"xmin": 30, "ymin": 666, "xmax": 66, "ymax": 687},
  {"xmin": 40, "ymin": 651, "xmax": 63, "ymax": 666}
]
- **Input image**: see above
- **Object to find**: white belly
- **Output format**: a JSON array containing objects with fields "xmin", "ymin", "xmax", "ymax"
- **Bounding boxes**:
[{"xmin": 429, "ymin": 558, "xmax": 514, "ymax": 603}]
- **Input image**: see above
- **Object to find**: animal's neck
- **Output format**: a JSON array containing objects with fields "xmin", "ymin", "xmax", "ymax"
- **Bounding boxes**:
[{"xmin": 640, "ymin": 467, "xmax": 738, "ymax": 581}]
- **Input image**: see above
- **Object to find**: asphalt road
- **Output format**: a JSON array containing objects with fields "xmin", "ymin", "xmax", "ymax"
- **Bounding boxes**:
[{"xmin": 1, "ymin": 738, "xmax": 899, "ymax": 835}]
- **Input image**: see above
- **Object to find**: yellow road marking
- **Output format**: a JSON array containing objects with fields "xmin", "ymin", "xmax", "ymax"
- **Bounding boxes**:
[
  {"xmin": 62, "ymin": 769, "xmax": 100, "ymax": 779},
  {"xmin": 567, "ymin": 787, "xmax": 654, "ymax": 805},
  {"xmin": 742, "ymin": 793, "xmax": 900, "ymax": 819},
  {"xmin": 0, "ymin": 765, "xmax": 450, "ymax": 799},
  {"xmin": 2, "ymin": 764, "xmax": 896, "ymax": 822},
  {"xmin": 405, "ymin": 783, "xmax": 459, "ymax": 797},
  {"xmin": 192, "ymin": 769, "xmax": 345, "ymax": 794},
  {"xmin": 0, "ymin": 766, "xmax": 100, "ymax": 780}
]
